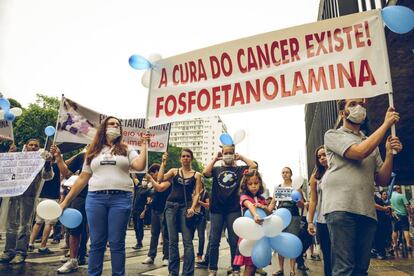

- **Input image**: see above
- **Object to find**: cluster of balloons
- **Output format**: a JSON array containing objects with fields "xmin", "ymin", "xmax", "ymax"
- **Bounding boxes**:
[
  {"xmin": 128, "ymin": 54, "xmax": 162, "ymax": 88},
  {"xmin": 233, "ymin": 208, "xmax": 303, "ymax": 268},
  {"xmin": 381, "ymin": 5, "xmax": 414, "ymax": 34},
  {"xmin": 219, "ymin": 129, "xmax": 246, "ymax": 146},
  {"xmin": 36, "ymin": 200, "xmax": 82, "ymax": 228},
  {"xmin": 0, "ymin": 97, "xmax": 23, "ymax": 122}
]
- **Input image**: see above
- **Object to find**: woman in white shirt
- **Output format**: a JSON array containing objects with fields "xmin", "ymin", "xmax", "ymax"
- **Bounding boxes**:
[{"xmin": 60, "ymin": 116, "xmax": 148, "ymax": 276}]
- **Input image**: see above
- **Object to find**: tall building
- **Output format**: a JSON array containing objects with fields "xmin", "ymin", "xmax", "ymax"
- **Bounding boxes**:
[
  {"xmin": 169, "ymin": 116, "xmax": 227, "ymax": 166},
  {"xmin": 305, "ymin": 0, "xmax": 414, "ymax": 189}
]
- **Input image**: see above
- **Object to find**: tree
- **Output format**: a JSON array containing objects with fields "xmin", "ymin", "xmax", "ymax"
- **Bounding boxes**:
[{"xmin": 13, "ymin": 94, "xmax": 59, "ymax": 150}]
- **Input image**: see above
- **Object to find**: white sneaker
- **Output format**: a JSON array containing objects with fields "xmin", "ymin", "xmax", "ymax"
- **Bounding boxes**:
[
  {"xmin": 208, "ymin": 270, "xmax": 217, "ymax": 276},
  {"xmin": 142, "ymin": 257, "xmax": 154, "ymax": 264},
  {"xmin": 57, "ymin": 258, "xmax": 78, "ymax": 274},
  {"xmin": 60, "ymin": 255, "xmax": 69, "ymax": 263},
  {"xmin": 162, "ymin": 259, "xmax": 169, "ymax": 266}
]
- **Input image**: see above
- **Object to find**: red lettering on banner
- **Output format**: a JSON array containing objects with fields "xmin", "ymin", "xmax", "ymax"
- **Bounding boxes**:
[
  {"xmin": 333, "ymin": 28, "xmax": 344, "ymax": 52},
  {"xmin": 198, "ymin": 59, "xmax": 207, "ymax": 81},
  {"xmin": 280, "ymin": 39, "xmax": 290, "ymax": 64},
  {"xmin": 354, "ymin": 23, "xmax": 365, "ymax": 48},
  {"xmin": 270, "ymin": 41, "xmax": 281, "ymax": 66},
  {"xmin": 222, "ymin": 84, "xmax": 231, "ymax": 107},
  {"xmin": 159, "ymin": 69, "xmax": 168, "ymax": 88},
  {"xmin": 237, "ymin": 49, "xmax": 247, "ymax": 73},
  {"xmin": 247, "ymin": 47, "xmax": 258, "ymax": 72},
  {"xmin": 210, "ymin": 56, "xmax": 220, "ymax": 79},
  {"xmin": 257, "ymin": 44, "xmax": 270, "ymax": 68},
  {"xmin": 165, "ymin": 95, "xmax": 177, "ymax": 116},
  {"xmin": 198, "ymin": 89, "xmax": 211, "ymax": 111},
  {"xmin": 212, "ymin": 86, "xmax": 221, "ymax": 109},
  {"xmin": 246, "ymin": 79, "xmax": 261, "ymax": 103},
  {"xmin": 156, "ymin": 97, "xmax": 164, "ymax": 117},
  {"xmin": 281, "ymin": 75, "xmax": 291, "ymax": 97},
  {"xmin": 315, "ymin": 32, "xmax": 328, "ymax": 56},
  {"xmin": 231, "ymin": 83, "xmax": 245, "ymax": 106},
  {"xmin": 221, "ymin": 53, "xmax": 233, "ymax": 77},
  {"xmin": 342, "ymin": 26, "xmax": 353, "ymax": 49},
  {"xmin": 188, "ymin": 91, "xmax": 196, "ymax": 113},
  {"xmin": 338, "ymin": 61, "xmax": 356, "ymax": 88},
  {"xmin": 358, "ymin": 60, "xmax": 376, "ymax": 86},
  {"xmin": 328, "ymin": 65, "xmax": 336, "ymax": 89},
  {"xmin": 292, "ymin": 71, "xmax": 307, "ymax": 95},
  {"xmin": 178, "ymin": 93, "xmax": 187, "ymax": 114},
  {"xmin": 263, "ymin": 76, "xmax": 278, "ymax": 100},
  {"xmin": 173, "ymin": 65, "xmax": 179, "ymax": 85},
  {"xmin": 308, "ymin": 67, "xmax": 328, "ymax": 92}
]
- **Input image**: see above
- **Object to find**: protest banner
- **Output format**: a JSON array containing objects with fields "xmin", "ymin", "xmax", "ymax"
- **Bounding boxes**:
[
  {"xmin": 146, "ymin": 9, "xmax": 391, "ymax": 126},
  {"xmin": 274, "ymin": 186, "xmax": 293, "ymax": 202},
  {"xmin": 55, "ymin": 97, "xmax": 170, "ymax": 152},
  {"xmin": 0, "ymin": 120, "xmax": 13, "ymax": 141},
  {"xmin": 0, "ymin": 151, "xmax": 45, "ymax": 197}
]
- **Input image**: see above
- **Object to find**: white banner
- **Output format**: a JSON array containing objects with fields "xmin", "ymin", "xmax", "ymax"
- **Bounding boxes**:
[
  {"xmin": 147, "ymin": 9, "xmax": 391, "ymax": 126},
  {"xmin": 55, "ymin": 97, "xmax": 171, "ymax": 152},
  {"xmin": 0, "ymin": 152, "xmax": 45, "ymax": 197},
  {"xmin": 0, "ymin": 120, "xmax": 13, "ymax": 141}
]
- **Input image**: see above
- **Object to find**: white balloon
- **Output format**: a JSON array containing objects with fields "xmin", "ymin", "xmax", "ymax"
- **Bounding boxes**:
[
  {"xmin": 36, "ymin": 199, "xmax": 62, "ymax": 220},
  {"xmin": 141, "ymin": 70, "xmax": 150, "ymax": 88},
  {"xmin": 239, "ymin": 239, "xmax": 257, "ymax": 257},
  {"xmin": 148, "ymin": 53, "xmax": 162, "ymax": 62},
  {"xmin": 233, "ymin": 129, "xmax": 246, "ymax": 145},
  {"xmin": 233, "ymin": 217, "xmax": 264, "ymax": 240},
  {"xmin": 263, "ymin": 215, "xmax": 284, "ymax": 237},
  {"xmin": 0, "ymin": 110, "xmax": 4, "ymax": 120},
  {"xmin": 292, "ymin": 176, "xmax": 305, "ymax": 190},
  {"xmin": 10, "ymin": 107, "xmax": 23, "ymax": 117}
]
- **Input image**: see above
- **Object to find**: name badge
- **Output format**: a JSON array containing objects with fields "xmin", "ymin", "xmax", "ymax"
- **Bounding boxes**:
[{"xmin": 100, "ymin": 160, "xmax": 116, "ymax": 165}]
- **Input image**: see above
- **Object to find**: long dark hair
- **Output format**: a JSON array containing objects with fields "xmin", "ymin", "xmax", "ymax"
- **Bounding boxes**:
[
  {"xmin": 86, "ymin": 116, "xmax": 127, "ymax": 165},
  {"xmin": 314, "ymin": 145, "xmax": 326, "ymax": 180},
  {"xmin": 240, "ymin": 169, "xmax": 264, "ymax": 198}
]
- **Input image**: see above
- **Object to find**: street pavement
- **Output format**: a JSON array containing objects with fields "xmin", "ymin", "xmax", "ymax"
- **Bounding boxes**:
[{"xmin": 1, "ymin": 227, "xmax": 413, "ymax": 275}]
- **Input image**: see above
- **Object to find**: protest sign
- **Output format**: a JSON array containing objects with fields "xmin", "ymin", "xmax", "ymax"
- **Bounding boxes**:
[
  {"xmin": 55, "ymin": 97, "xmax": 170, "ymax": 152},
  {"xmin": 147, "ymin": 9, "xmax": 390, "ymax": 126},
  {"xmin": 0, "ymin": 120, "xmax": 13, "ymax": 141},
  {"xmin": 274, "ymin": 186, "xmax": 293, "ymax": 202},
  {"xmin": 0, "ymin": 152, "xmax": 45, "ymax": 197}
]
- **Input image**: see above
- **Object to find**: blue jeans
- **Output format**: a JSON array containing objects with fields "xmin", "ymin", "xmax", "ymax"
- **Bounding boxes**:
[
  {"xmin": 208, "ymin": 211, "xmax": 241, "ymax": 272},
  {"xmin": 326, "ymin": 211, "xmax": 377, "ymax": 276},
  {"xmin": 164, "ymin": 202, "xmax": 194, "ymax": 276},
  {"xmin": 85, "ymin": 192, "xmax": 133, "ymax": 276},
  {"xmin": 148, "ymin": 209, "xmax": 169, "ymax": 260}
]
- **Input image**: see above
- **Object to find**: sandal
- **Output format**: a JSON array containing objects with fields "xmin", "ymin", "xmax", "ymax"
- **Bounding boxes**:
[
  {"xmin": 290, "ymin": 272, "xmax": 296, "ymax": 276},
  {"xmin": 272, "ymin": 271, "xmax": 284, "ymax": 276}
]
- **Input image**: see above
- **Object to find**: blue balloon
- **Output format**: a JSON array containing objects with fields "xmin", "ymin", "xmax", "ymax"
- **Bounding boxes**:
[
  {"xmin": 59, "ymin": 208, "xmax": 83, "ymax": 228},
  {"xmin": 291, "ymin": 190, "xmax": 302, "ymax": 202},
  {"xmin": 4, "ymin": 111, "xmax": 15, "ymax": 122},
  {"xmin": 274, "ymin": 208, "xmax": 292, "ymax": 229},
  {"xmin": 251, "ymin": 237, "xmax": 272, "ymax": 268},
  {"xmin": 44, "ymin": 126, "xmax": 56, "ymax": 137},
  {"xmin": 244, "ymin": 208, "xmax": 267, "ymax": 219},
  {"xmin": 128, "ymin": 55, "xmax": 152, "ymax": 70},
  {"xmin": 269, "ymin": 232, "xmax": 303, "ymax": 259},
  {"xmin": 382, "ymin": 6, "xmax": 414, "ymax": 34},
  {"xmin": 219, "ymin": 133, "xmax": 233, "ymax": 145},
  {"xmin": 0, "ymin": 98, "xmax": 10, "ymax": 111}
]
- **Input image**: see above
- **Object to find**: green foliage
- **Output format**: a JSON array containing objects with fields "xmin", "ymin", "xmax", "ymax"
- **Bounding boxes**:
[
  {"xmin": 0, "ymin": 98, "xmax": 23, "ymax": 152},
  {"xmin": 12, "ymin": 94, "xmax": 59, "ymax": 150}
]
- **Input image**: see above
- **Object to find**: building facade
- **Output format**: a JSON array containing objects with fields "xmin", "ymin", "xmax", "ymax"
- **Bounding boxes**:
[
  {"xmin": 169, "ymin": 116, "xmax": 227, "ymax": 166},
  {"xmin": 305, "ymin": 0, "xmax": 414, "ymax": 189}
]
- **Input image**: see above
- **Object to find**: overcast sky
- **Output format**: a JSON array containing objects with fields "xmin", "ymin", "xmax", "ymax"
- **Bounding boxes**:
[{"xmin": 0, "ymin": 0, "xmax": 320, "ymax": 191}]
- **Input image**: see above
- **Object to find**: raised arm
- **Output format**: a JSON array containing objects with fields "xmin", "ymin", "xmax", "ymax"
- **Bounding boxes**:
[
  {"xmin": 146, "ymin": 173, "xmax": 171, "ymax": 192},
  {"xmin": 236, "ymin": 153, "xmax": 257, "ymax": 169},
  {"xmin": 203, "ymin": 152, "xmax": 221, "ymax": 177}
]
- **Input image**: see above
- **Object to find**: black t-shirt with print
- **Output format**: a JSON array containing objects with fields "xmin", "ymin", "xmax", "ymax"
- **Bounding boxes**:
[
  {"xmin": 39, "ymin": 163, "xmax": 61, "ymax": 199},
  {"xmin": 210, "ymin": 165, "xmax": 248, "ymax": 214},
  {"xmin": 67, "ymin": 152, "xmax": 88, "ymax": 198}
]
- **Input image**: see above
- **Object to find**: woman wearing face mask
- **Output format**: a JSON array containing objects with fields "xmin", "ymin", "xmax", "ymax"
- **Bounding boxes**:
[
  {"xmin": 273, "ymin": 167, "xmax": 304, "ymax": 276},
  {"xmin": 203, "ymin": 144, "xmax": 257, "ymax": 276},
  {"xmin": 60, "ymin": 116, "xmax": 149, "ymax": 276},
  {"xmin": 150, "ymin": 149, "xmax": 202, "ymax": 276}
]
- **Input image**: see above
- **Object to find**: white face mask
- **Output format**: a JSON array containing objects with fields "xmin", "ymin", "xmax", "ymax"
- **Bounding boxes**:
[
  {"xmin": 223, "ymin": 154, "xmax": 235, "ymax": 165},
  {"xmin": 346, "ymin": 105, "xmax": 366, "ymax": 125},
  {"xmin": 106, "ymin": 127, "xmax": 121, "ymax": 141}
]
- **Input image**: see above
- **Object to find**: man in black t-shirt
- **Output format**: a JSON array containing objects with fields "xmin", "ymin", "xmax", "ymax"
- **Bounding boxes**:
[{"xmin": 202, "ymin": 144, "xmax": 256, "ymax": 275}]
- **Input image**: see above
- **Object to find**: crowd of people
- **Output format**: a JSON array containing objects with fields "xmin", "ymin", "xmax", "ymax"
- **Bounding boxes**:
[{"xmin": 0, "ymin": 98, "xmax": 412, "ymax": 276}]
